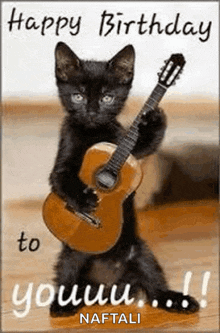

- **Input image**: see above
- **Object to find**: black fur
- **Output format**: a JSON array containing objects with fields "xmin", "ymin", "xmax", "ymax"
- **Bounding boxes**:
[{"xmin": 49, "ymin": 42, "xmax": 199, "ymax": 317}]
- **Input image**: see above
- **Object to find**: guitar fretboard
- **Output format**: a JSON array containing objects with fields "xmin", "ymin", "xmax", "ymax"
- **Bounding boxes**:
[{"xmin": 106, "ymin": 83, "xmax": 167, "ymax": 174}]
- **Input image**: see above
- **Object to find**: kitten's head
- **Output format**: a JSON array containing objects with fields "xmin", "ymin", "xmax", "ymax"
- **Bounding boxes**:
[{"xmin": 55, "ymin": 42, "xmax": 135, "ymax": 128}]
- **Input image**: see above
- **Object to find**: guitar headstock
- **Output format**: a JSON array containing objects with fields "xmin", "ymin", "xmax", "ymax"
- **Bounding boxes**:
[{"xmin": 158, "ymin": 54, "xmax": 186, "ymax": 87}]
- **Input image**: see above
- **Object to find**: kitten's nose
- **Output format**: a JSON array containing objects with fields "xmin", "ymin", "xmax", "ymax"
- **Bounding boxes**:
[
  {"xmin": 88, "ymin": 101, "xmax": 98, "ymax": 114},
  {"xmin": 87, "ymin": 106, "xmax": 97, "ymax": 117},
  {"xmin": 87, "ymin": 108, "xmax": 97, "ymax": 122},
  {"xmin": 88, "ymin": 110, "xmax": 96, "ymax": 116}
]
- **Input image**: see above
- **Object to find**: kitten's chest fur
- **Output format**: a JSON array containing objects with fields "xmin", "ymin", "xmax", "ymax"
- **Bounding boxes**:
[
  {"xmin": 85, "ymin": 246, "xmax": 136, "ymax": 286},
  {"xmin": 72, "ymin": 122, "xmax": 124, "ymax": 163},
  {"xmin": 86, "ymin": 259, "xmax": 125, "ymax": 287}
]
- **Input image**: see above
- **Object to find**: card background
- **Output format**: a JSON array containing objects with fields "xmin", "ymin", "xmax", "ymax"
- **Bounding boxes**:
[{"xmin": 2, "ymin": 1, "xmax": 219, "ymax": 332}]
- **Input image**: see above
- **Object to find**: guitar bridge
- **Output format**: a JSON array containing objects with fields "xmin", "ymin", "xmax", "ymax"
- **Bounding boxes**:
[{"xmin": 76, "ymin": 211, "xmax": 101, "ymax": 228}]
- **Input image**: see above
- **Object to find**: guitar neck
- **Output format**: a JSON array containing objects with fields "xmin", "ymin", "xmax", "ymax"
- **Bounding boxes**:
[{"xmin": 106, "ymin": 83, "xmax": 167, "ymax": 174}]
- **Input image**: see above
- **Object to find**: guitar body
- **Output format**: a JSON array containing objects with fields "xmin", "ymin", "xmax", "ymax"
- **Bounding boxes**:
[{"xmin": 43, "ymin": 142, "xmax": 142, "ymax": 254}]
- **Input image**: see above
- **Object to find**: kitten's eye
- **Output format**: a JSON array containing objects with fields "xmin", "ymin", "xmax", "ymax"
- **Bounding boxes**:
[
  {"xmin": 101, "ymin": 95, "xmax": 114, "ymax": 105},
  {"xmin": 71, "ymin": 93, "xmax": 84, "ymax": 104}
]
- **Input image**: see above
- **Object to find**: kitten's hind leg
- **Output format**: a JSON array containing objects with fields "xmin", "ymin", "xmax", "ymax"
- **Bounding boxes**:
[
  {"xmin": 50, "ymin": 285, "xmax": 85, "ymax": 317},
  {"xmin": 150, "ymin": 290, "xmax": 199, "ymax": 314},
  {"xmin": 50, "ymin": 244, "xmax": 90, "ymax": 317},
  {"xmin": 134, "ymin": 240, "xmax": 199, "ymax": 313}
]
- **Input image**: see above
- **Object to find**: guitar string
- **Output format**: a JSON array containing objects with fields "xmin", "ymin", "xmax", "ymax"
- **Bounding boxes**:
[{"xmin": 105, "ymin": 84, "xmax": 167, "ymax": 175}]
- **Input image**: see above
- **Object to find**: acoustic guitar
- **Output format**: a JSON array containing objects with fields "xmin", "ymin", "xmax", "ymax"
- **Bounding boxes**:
[{"xmin": 43, "ymin": 53, "xmax": 186, "ymax": 254}]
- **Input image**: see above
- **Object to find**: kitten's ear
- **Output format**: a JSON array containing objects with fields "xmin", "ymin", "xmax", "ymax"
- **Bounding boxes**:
[
  {"xmin": 108, "ymin": 45, "xmax": 135, "ymax": 84},
  {"xmin": 55, "ymin": 42, "xmax": 81, "ymax": 81}
]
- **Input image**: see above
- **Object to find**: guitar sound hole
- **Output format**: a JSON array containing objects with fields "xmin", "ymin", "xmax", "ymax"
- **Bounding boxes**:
[{"xmin": 95, "ymin": 168, "xmax": 118, "ymax": 190}]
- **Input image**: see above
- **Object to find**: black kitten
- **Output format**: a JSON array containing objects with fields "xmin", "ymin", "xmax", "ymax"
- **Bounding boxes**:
[{"xmin": 49, "ymin": 42, "xmax": 199, "ymax": 317}]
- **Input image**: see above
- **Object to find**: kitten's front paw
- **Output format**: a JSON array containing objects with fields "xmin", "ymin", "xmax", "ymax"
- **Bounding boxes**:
[
  {"xmin": 151, "ymin": 290, "xmax": 199, "ymax": 314},
  {"xmin": 81, "ymin": 187, "xmax": 99, "ymax": 213},
  {"xmin": 66, "ymin": 187, "xmax": 98, "ymax": 214},
  {"xmin": 133, "ymin": 107, "xmax": 167, "ymax": 156},
  {"xmin": 140, "ymin": 107, "xmax": 166, "ymax": 129}
]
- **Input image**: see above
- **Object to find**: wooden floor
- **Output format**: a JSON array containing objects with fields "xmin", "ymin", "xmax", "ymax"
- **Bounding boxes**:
[{"xmin": 2, "ymin": 199, "xmax": 219, "ymax": 332}]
